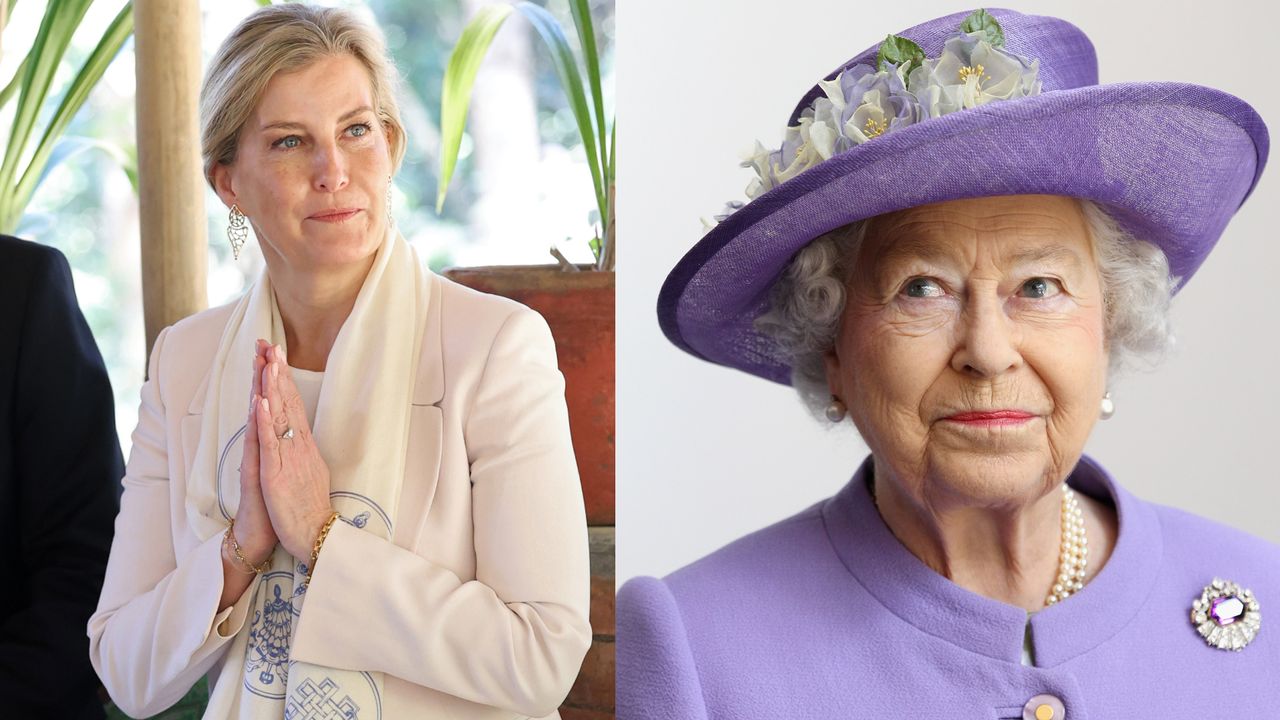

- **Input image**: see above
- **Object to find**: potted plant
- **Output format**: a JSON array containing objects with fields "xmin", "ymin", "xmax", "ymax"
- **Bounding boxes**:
[{"xmin": 436, "ymin": 2, "xmax": 614, "ymax": 716}]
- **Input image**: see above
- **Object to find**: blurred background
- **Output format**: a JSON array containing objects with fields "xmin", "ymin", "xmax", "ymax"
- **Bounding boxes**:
[{"xmin": 0, "ymin": 0, "xmax": 614, "ymax": 453}]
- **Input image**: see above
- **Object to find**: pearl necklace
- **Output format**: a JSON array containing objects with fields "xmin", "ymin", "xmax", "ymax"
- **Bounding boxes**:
[{"xmin": 1045, "ymin": 485, "xmax": 1088, "ymax": 606}]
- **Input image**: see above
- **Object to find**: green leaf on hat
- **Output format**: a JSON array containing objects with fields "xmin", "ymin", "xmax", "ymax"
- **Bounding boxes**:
[
  {"xmin": 876, "ymin": 34, "xmax": 925, "ymax": 77},
  {"xmin": 960, "ymin": 9, "xmax": 1005, "ymax": 47}
]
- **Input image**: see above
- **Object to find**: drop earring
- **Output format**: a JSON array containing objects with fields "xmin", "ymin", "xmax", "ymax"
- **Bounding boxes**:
[
  {"xmin": 227, "ymin": 203, "xmax": 248, "ymax": 261},
  {"xmin": 1100, "ymin": 391, "xmax": 1115, "ymax": 420},
  {"xmin": 825, "ymin": 396, "xmax": 847, "ymax": 423},
  {"xmin": 386, "ymin": 175, "xmax": 395, "ymax": 230}
]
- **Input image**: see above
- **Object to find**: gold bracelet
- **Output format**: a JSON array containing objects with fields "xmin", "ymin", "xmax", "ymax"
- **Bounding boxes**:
[
  {"xmin": 224, "ymin": 517, "xmax": 271, "ymax": 574},
  {"xmin": 305, "ymin": 511, "xmax": 341, "ymax": 585}
]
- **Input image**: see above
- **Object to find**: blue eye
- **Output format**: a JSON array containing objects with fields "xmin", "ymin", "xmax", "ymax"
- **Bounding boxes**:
[
  {"xmin": 1019, "ymin": 277, "xmax": 1062, "ymax": 299},
  {"xmin": 274, "ymin": 135, "xmax": 301, "ymax": 150},
  {"xmin": 903, "ymin": 277, "xmax": 944, "ymax": 298},
  {"xmin": 349, "ymin": 123, "xmax": 371, "ymax": 137}
]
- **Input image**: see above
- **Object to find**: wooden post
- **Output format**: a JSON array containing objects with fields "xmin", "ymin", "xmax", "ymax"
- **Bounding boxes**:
[{"xmin": 135, "ymin": 0, "xmax": 206, "ymax": 368}]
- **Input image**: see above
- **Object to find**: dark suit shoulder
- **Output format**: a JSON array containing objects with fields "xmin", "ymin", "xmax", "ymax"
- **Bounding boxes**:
[
  {"xmin": 0, "ymin": 235, "xmax": 73, "ymax": 307},
  {"xmin": 0, "ymin": 234, "xmax": 65, "ymax": 267},
  {"xmin": 0, "ymin": 235, "xmax": 95, "ymax": 380}
]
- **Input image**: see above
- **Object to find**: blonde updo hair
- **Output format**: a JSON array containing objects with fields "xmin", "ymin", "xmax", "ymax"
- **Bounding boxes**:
[{"xmin": 199, "ymin": 4, "xmax": 408, "ymax": 188}]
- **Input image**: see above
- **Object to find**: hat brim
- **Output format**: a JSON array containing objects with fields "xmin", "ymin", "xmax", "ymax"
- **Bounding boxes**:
[{"xmin": 658, "ymin": 81, "xmax": 1269, "ymax": 385}]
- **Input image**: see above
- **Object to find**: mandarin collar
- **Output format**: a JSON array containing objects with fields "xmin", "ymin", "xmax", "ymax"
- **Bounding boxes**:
[{"xmin": 821, "ymin": 455, "xmax": 1161, "ymax": 666}]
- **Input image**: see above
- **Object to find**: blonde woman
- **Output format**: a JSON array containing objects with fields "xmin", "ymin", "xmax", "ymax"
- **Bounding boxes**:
[{"xmin": 89, "ymin": 6, "xmax": 590, "ymax": 718}]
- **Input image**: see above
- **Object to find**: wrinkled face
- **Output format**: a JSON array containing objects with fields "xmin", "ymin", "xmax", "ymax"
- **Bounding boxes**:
[
  {"xmin": 213, "ymin": 53, "xmax": 393, "ymax": 273},
  {"xmin": 825, "ymin": 194, "xmax": 1108, "ymax": 507}
]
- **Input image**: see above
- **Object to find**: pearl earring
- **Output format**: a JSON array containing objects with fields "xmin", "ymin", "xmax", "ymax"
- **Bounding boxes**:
[
  {"xmin": 227, "ymin": 204, "xmax": 248, "ymax": 261},
  {"xmin": 1100, "ymin": 391, "xmax": 1115, "ymax": 420},
  {"xmin": 825, "ymin": 396, "xmax": 847, "ymax": 423}
]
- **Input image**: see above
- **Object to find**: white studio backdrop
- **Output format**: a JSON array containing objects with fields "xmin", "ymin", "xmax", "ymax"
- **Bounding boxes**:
[{"xmin": 617, "ymin": 0, "xmax": 1280, "ymax": 584}]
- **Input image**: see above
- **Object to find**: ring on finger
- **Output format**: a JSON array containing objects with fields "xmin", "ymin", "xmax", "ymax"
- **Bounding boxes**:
[{"xmin": 279, "ymin": 427, "xmax": 295, "ymax": 440}]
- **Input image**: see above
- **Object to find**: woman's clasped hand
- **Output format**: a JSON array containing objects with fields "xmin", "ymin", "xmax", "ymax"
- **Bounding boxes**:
[{"xmin": 232, "ymin": 339, "xmax": 335, "ymax": 567}]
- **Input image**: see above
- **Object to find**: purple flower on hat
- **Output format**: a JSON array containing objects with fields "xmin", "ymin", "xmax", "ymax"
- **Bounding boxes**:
[{"xmin": 822, "ymin": 63, "xmax": 919, "ymax": 147}]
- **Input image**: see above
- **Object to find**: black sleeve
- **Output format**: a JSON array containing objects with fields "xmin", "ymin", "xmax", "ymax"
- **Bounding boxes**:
[{"xmin": 0, "ymin": 239, "xmax": 121, "ymax": 718}]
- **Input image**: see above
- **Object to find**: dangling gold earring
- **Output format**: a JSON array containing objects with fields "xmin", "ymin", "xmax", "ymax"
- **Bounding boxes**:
[
  {"xmin": 386, "ymin": 175, "xmax": 395, "ymax": 230},
  {"xmin": 228, "ymin": 204, "xmax": 248, "ymax": 261}
]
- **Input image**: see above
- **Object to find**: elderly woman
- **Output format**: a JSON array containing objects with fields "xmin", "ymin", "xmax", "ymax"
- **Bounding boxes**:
[
  {"xmin": 620, "ymin": 9, "xmax": 1277, "ymax": 718},
  {"xmin": 89, "ymin": 5, "xmax": 590, "ymax": 719}
]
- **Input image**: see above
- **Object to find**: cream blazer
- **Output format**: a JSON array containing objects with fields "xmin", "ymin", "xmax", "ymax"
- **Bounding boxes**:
[{"xmin": 88, "ymin": 272, "xmax": 592, "ymax": 719}]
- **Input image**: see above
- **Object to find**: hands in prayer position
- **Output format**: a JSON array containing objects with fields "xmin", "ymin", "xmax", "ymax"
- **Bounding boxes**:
[{"xmin": 229, "ymin": 340, "xmax": 334, "ymax": 570}]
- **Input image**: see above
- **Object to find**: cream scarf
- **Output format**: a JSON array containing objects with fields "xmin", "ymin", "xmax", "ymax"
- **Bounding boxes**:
[{"xmin": 187, "ymin": 228, "xmax": 426, "ymax": 719}]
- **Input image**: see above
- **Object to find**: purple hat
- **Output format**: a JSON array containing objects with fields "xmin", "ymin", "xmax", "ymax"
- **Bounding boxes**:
[{"xmin": 657, "ymin": 8, "xmax": 1270, "ymax": 385}]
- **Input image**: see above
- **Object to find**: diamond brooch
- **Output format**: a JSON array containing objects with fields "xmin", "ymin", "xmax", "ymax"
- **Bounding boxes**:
[{"xmin": 1191, "ymin": 578, "xmax": 1261, "ymax": 652}]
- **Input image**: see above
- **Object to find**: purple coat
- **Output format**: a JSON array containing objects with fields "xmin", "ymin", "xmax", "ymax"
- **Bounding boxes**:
[{"xmin": 617, "ymin": 457, "xmax": 1280, "ymax": 718}]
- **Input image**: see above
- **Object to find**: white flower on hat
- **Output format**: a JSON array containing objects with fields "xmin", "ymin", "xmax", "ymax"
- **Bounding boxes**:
[
  {"xmin": 762, "ymin": 120, "xmax": 825, "ymax": 192},
  {"xmin": 910, "ymin": 31, "xmax": 1040, "ymax": 113},
  {"xmin": 846, "ymin": 88, "xmax": 897, "ymax": 144},
  {"xmin": 742, "ymin": 141, "xmax": 777, "ymax": 201}
]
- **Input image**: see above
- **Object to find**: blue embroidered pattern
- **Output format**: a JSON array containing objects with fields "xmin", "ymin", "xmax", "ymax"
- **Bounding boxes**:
[
  {"xmin": 285, "ymin": 677, "xmax": 360, "ymax": 719},
  {"xmin": 245, "ymin": 581, "xmax": 293, "ymax": 694},
  {"xmin": 328, "ymin": 491, "xmax": 391, "ymax": 535},
  {"xmin": 215, "ymin": 425, "xmax": 248, "ymax": 521},
  {"xmin": 293, "ymin": 562, "xmax": 309, "ymax": 599}
]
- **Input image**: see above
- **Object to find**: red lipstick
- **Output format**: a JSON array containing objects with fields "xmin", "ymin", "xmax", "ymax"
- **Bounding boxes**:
[{"xmin": 943, "ymin": 410, "xmax": 1036, "ymax": 427}]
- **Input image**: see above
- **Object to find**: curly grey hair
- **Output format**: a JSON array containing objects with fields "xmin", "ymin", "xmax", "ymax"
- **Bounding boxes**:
[{"xmin": 754, "ymin": 199, "xmax": 1177, "ymax": 418}]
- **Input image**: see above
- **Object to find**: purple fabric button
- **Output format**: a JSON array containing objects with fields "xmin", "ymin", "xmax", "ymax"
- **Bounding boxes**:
[
  {"xmin": 1211, "ymin": 596, "xmax": 1246, "ymax": 626},
  {"xmin": 1024, "ymin": 693, "xmax": 1066, "ymax": 720}
]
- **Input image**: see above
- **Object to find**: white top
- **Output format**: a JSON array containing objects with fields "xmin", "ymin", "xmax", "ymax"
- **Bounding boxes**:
[
  {"xmin": 1022, "ymin": 616, "xmax": 1035, "ymax": 666},
  {"xmin": 289, "ymin": 365, "xmax": 323, "ymax": 429}
]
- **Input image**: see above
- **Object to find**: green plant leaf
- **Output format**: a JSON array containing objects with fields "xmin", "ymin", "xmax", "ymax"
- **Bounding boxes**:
[
  {"xmin": 960, "ymin": 8, "xmax": 1004, "ymax": 47},
  {"xmin": 0, "ymin": 0, "xmax": 94, "ymax": 230},
  {"xmin": 514, "ymin": 2, "xmax": 606, "ymax": 230},
  {"xmin": 435, "ymin": 4, "xmax": 516, "ymax": 213},
  {"xmin": 12, "ymin": 1, "xmax": 134, "ymax": 223},
  {"xmin": 569, "ymin": 0, "xmax": 607, "ymax": 189},
  {"xmin": 0, "ymin": 53, "xmax": 30, "ymax": 109},
  {"xmin": 599, "ymin": 117, "xmax": 613, "ymax": 269},
  {"xmin": 436, "ymin": 1, "xmax": 609, "ymax": 238},
  {"xmin": 876, "ymin": 34, "xmax": 925, "ymax": 76},
  {"xmin": 606, "ymin": 115, "xmax": 614, "ymax": 184}
]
